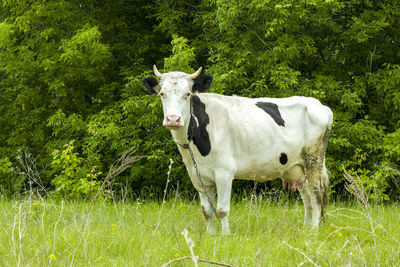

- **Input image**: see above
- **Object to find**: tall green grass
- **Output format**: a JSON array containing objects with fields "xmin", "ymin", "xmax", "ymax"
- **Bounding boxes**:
[{"xmin": 0, "ymin": 196, "xmax": 399, "ymax": 266}]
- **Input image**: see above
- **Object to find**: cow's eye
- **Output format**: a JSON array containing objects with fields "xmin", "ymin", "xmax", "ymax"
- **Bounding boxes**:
[
  {"xmin": 185, "ymin": 92, "xmax": 191, "ymax": 98},
  {"xmin": 160, "ymin": 92, "xmax": 166, "ymax": 98}
]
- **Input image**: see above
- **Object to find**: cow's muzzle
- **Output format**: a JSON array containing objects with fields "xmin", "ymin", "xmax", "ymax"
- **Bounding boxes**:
[{"xmin": 163, "ymin": 115, "xmax": 182, "ymax": 128}]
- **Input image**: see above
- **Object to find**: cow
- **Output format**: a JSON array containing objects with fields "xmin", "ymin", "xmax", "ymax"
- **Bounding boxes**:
[{"xmin": 142, "ymin": 65, "xmax": 333, "ymax": 235}]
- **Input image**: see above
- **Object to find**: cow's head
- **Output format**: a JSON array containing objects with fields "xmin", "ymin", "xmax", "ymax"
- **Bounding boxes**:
[{"xmin": 142, "ymin": 65, "xmax": 213, "ymax": 129}]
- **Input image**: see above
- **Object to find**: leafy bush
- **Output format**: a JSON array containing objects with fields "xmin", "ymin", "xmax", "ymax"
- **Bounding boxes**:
[
  {"xmin": 51, "ymin": 141, "xmax": 102, "ymax": 199},
  {"xmin": 1, "ymin": 0, "xmax": 400, "ymax": 200}
]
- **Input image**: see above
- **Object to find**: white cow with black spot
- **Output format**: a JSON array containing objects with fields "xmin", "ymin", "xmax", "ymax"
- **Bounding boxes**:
[{"xmin": 143, "ymin": 66, "xmax": 333, "ymax": 235}]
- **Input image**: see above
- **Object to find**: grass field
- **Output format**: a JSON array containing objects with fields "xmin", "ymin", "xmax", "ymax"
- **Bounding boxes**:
[{"xmin": 0, "ymin": 195, "xmax": 399, "ymax": 266}]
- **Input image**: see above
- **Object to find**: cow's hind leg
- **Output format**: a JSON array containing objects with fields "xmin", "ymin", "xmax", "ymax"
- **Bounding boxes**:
[
  {"xmin": 199, "ymin": 188, "xmax": 216, "ymax": 234},
  {"xmin": 302, "ymin": 128, "xmax": 330, "ymax": 226},
  {"xmin": 283, "ymin": 165, "xmax": 313, "ymax": 224},
  {"xmin": 298, "ymin": 180, "xmax": 313, "ymax": 224},
  {"xmin": 309, "ymin": 179, "xmax": 323, "ymax": 226},
  {"xmin": 303, "ymin": 157, "xmax": 329, "ymax": 226}
]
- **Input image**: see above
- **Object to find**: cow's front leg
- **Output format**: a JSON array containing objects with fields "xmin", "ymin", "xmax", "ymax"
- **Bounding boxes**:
[
  {"xmin": 215, "ymin": 172, "xmax": 233, "ymax": 235},
  {"xmin": 199, "ymin": 188, "xmax": 216, "ymax": 234}
]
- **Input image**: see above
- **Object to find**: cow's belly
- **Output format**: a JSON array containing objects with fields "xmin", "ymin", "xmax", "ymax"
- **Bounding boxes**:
[
  {"xmin": 234, "ymin": 159, "xmax": 293, "ymax": 182},
  {"xmin": 231, "ymin": 138, "xmax": 304, "ymax": 182},
  {"xmin": 235, "ymin": 169, "xmax": 280, "ymax": 182}
]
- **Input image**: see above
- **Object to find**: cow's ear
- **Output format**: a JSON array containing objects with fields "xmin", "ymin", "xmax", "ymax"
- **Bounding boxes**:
[
  {"xmin": 192, "ymin": 75, "xmax": 213, "ymax": 93},
  {"xmin": 142, "ymin": 77, "xmax": 160, "ymax": 94}
]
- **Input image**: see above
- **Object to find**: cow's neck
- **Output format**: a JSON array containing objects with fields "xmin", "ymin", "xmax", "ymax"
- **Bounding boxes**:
[{"xmin": 170, "ymin": 94, "xmax": 211, "ymax": 157}]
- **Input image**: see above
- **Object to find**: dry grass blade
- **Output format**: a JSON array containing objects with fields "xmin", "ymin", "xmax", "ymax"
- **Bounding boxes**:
[
  {"xmin": 146, "ymin": 158, "xmax": 174, "ymax": 267},
  {"xmin": 16, "ymin": 150, "xmax": 52, "ymax": 201},
  {"xmin": 386, "ymin": 166, "xmax": 400, "ymax": 192},
  {"xmin": 105, "ymin": 147, "xmax": 145, "ymax": 180},
  {"xmin": 81, "ymin": 147, "xmax": 145, "ymax": 233},
  {"xmin": 343, "ymin": 166, "xmax": 368, "ymax": 209},
  {"xmin": 50, "ymin": 201, "xmax": 64, "ymax": 264},
  {"xmin": 353, "ymin": 235, "xmax": 367, "ymax": 267},
  {"xmin": 181, "ymin": 228, "xmax": 198, "ymax": 267},
  {"xmin": 342, "ymin": 165, "xmax": 380, "ymax": 267}
]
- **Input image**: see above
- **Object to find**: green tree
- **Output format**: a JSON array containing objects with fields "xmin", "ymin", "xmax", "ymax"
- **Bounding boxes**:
[{"xmin": 1, "ymin": 0, "xmax": 400, "ymax": 200}]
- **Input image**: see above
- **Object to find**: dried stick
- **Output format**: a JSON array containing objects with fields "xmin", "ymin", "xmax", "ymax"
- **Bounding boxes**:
[
  {"xmin": 162, "ymin": 228, "xmax": 232, "ymax": 267},
  {"xmin": 161, "ymin": 256, "xmax": 232, "ymax": 267}
]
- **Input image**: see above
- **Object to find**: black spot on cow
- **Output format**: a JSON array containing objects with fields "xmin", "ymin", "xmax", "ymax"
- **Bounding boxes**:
[
  {"xmin": 187, "ymin": 95, "xmax": 211, "ymax": 156},
  {"xmin": 255, "ymin": 102, "xmax": 285, "ymax": 127},
  {"xmin": 279, "ymin": 153, "xmax": 288, "ymax": 165}
]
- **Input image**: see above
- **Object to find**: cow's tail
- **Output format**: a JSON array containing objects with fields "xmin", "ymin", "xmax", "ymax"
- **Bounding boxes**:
[
  {"xmin": 320, "ymin": 162, "xmax": 329, "ymax": 222},
  {"xmin": 320, "ymin": 126, "xmax": 331, "ymax": 223}
]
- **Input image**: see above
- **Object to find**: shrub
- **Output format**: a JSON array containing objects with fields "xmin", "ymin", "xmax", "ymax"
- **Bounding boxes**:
[{"xmin": 51, "ymin": 141, "xmax": 102, "ymax": 199}]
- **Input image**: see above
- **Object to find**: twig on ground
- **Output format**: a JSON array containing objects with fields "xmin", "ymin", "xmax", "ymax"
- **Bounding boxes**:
[
  {"xmin": 162, "ymin": 227, "xmax": 231, "ymax": 267},
  {"xmin": 161, "ymin": 256, "xmax": 232, "ymax": 267}
]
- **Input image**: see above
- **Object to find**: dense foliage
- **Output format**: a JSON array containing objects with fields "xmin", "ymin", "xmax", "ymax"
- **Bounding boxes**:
[{"xmin": 1, "ymin": 0, "xmax": 399, "ymax": 201}]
